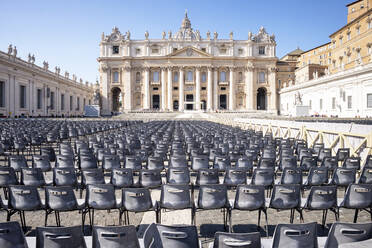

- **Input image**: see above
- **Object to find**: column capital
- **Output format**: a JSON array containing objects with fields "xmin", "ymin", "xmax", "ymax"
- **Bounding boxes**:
[
  {"xmin": 195, "ymin": 65, "xmax": 202, "ymax": 71},
  {"xmin": 229, "ymin": 66, "xmax": 236, "ymax": 72},
  {"xmin": 245, "ymin": 66, "xmax": 254, "ymax": 72},
  {"xmin": 123, "ymin": 65, "xmax": 131, "ymax": 71}
]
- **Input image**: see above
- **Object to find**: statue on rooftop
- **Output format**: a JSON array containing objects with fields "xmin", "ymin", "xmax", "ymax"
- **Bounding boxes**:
[
  {"xmin": 206, "ymin": 31, "xmax": 211, "ymax": 40},
  {"xmin": 145, "ymin": 31, "xmax": 149, "ymax": 40},
  {"xmin": 8, "ymin": 44, "xmax": 13, "ymax": 55},
  {"xmin": 13, "ymin": 46, "xmax": 17, "ymax": 57}
]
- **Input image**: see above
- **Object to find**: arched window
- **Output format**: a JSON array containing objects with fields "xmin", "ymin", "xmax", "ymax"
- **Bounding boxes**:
[
  {"xmin": 113, "ymin": 71, "xmax": 119, "ymax": 82},
  {"xmin": 173, "ymin": 72, "xmax": 179, "ymax": 82},
  {"xmin": 201, "ymin": 72, "xmax": 207, "ymax": 83},
  {"xmin": 238, "ymin": 71, "xmax": 243, "ymax": 82},
  {"xmin": 186, "ymin": 71, "xmax": 193, "ymax": 82},
  {"xmin": 136, "ymin": 72, "xmax": 141, "ymax": 83},
  {"xmin": 220, "ymin": 71, "xmax": 226, "ymax": 82}
]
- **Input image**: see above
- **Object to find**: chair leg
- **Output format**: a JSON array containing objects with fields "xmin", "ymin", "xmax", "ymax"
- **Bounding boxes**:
[
  {"xmin": 55, "ymin": 211, "xmax": 59, "ymax": 226},
  {"xmin": 353, "ymin": 209, "xmax": 359, "ymax": 223},
  {"xmin": 45, "ymin": 210, "xmax": 49, "ymax": 226},
  {"xmin": 263, "ymin": 209, "xmax": 269, "ymax": 237},
  {"xmin": 290, "ymin": 209, "xmax": 294, "ymax": 224},
  {"xmin": 258, "ymin": 210, "xmax": 262, "ymax": 229},
  {"xmin": 298, "ymin": 209, "xmax": 304, "ymax": 223},
  {"xmin": 126, "ymin": 211, "xmax": 130, "ymax": 225}
]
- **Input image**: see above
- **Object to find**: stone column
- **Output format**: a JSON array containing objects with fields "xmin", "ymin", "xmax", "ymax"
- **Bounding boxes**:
[
  {"xmin": 213, "ymin": 68, "xmax": 218, "ymax": 110},
  {"xmin": 195, "ymin": 67, "xmax": 201, "ymax": 110},
  {"xmin": 245, "ymin": 66, "xmax": 254, "ymax": 110},
  {"xmin": 161, "ymin": 68, "xmax": 166, "ymax": 111},
  {"xmin": 269, "ymin": 67, "xmax": 277, "ymax": 112},
  {"xmin": 207, "ymin": 67, "xmax": 213, "ymax": 111},
  {"xmin": 123, "ymin": 66, "xmax": 132, "ymax": 111},
  {"xmin": 229, "ymin": 67, "xmax": 235, "ymax": 110},
  {"xmin": 179, "ymin": 68, "xmax": 184, "ymax": 111},
  {"xmin": 99, "ymin": 64, "xmax": 110, "ymax": 115},
  {"xmin": 167, "ymin": 67, "xmax": 172, "ymax": 111},
  {"xmin": 143, "ymin": 67, "xmax": 150, "ymax": 109}
]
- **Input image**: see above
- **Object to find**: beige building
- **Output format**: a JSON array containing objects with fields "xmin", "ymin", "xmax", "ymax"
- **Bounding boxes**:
[
  {"xmin": 98, "ymin": 12, "xmax": 278, "ymax": 114},
  {"xmin": 0, "ymin": 47, "xmax": 94, "ymax": 117}
]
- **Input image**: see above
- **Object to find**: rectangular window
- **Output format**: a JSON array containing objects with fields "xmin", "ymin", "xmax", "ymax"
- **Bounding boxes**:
[
  {"xmin": 201, "ymin": 72, "xmax": 206, "ymax": 83},
  {"xmin": 70, "ymin": 96, "xmax": 73, "ymax": 111},
  {"xmin": 347, "ymin": 33, "xmax": 351, "ymax": 41},
  {"xmin": 20, "ymin": 85, "xmax": 26, "ymax": 108},
  {"xmin": 173, "ymin": 87, "xmax": 178, "ymax": 90},
  {"xmin": 83, "ymin": 98, "xmax": 86, "ymax": 108},
  {"xmin": 88, "ymin": 99, "xmax": 91, "ymax": 105},
  {"xmin": 113, "ymin": 71, "xmax": 119, "ymax": 82},
  {"xmin": 220, "ymin": 71, "xmax": 226, "ymax": 82},
  {"xmin": 201, "ymin": 48, "xmax": 206, "ymax": 52},
  {"xmin": 61, "ymin": 94, "xmax": 65, "ymax": 110},
  {"xmin": 173, "ymin": 72, "xmax": 179, "ymax": 82},
  {"xmin": 367, "ymin": 94, "xmax": 372, "ymax": 108},
  {"xmin": 186, "ymin": 71, "xmax": 193, "ymax": 82},
  {"xmin": 259, "ymin": 46, "xmax": 265, "ymax": 55},
  {"xmin": 347, "ymin": 96, "xmax": 352, "ymax": 109},
  {"xmin": 332, "ymin": 97, "xmax": 336, "ymax": 109},
  {"xmin": 0, "ymin": 81, "xmax": 5, "ymax": 108},
  {"xmin": 152, "ymin": 71, "xmax": 159, "ymax": 82},
  {"xmin": 201, "ymin": 87, "xmax": 206, "ymax": 90},
  {"xmin": 112, "ymin": 46, "xmax": 119, "ymax": 54},
  {"xmin": 320, "ymin": 99, "xmax": 323, "ymax": 110},
  {"xmin": 50, "ymin": 91, "xmax": 54, "ymax": 110},
  {"xmin": 259, "ymin": 72, "xmax": 265, "ymax": 83},
  {"xmin": 37, "ymin": 89, "xmax": 42, "ymax": 109},
  {"xmin": 238, "ymin": 48, "xmax": 243, "ymax": 54},
  {"xmin": 151, "ymin": 48, "xmax": 159, "ymax": 54}
]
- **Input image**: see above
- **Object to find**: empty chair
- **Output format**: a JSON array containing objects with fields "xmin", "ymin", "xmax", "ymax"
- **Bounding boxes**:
[
  {"xmin": 110, "ymin": 168, "xmax": 133, "ymax": 188},
  {"xmin": 303, "ymin": 186, "xmax": 338, "ymax": 226},
  {"xmin": 8, "ymin": 155, "xmax": 28, "ymax": 172},
  {"xmin": 338, "ymin": 183, "xmax": 372, "ymax": 223},
  {"xmin": 336, "ymin": 148, "xmax": 350, "ymax": 162},
  {"xmin": 139, "ymin": 169, "xmax": 162, "ymax": 188},
  {"xmin": 223, "ymin": 168, "xmax": 247, "ymax": 187},
  {"xmin": 271, "ymin": 222, "xmax": 318, "ymax": 248},
  {"xmin": 258, "ymin": 158, "xmax": 275, "ymax": 170},
  {"xmin": 342, "ymin": 157, "xmax": 361, "ymax": 170},
  {"xmin": 321, "ymin": 157, "xmax": 338, "ymax": 171},
  {"xmin": 53, "ymin": 167, "xmax": 78, "ymax": 187},
  {"xmin": 330, "ymin": 168, "xmax": 356, "ymax": 187},
  {"xmin": 157, "ymin": 184, "xmax": 192, "ymax": 224},
  {"xmin": 82, "ymin": 169, "xmax": 105, "ymax": 186},
  {"xmin": 300, "ymin": 156, "xmax": 317, "ymax": 171},
  {"xmin": 236, "ymin": 156, "xmax": 253, "ymax": 171},
  {"xmin": 317, "ymin": 148, "xmax": 332, "ymax": 162},
  {"xmin": 40, "ymin": 147, "xmax": 56, "ymax": 162},
  {"xmin": 83, "ymin": 184, "xmax": 121, "ymax": 227},
  {"xmin": 102, "ymin": 154, "xmax": 121, "ymax": 171},
  {"xmin": 92, "ymin": 225, "xmax": 140, "ymax": 248},
  {"xmin": 232, "ymin": 185, "xmax": 268, "ymax": 234},
  {"xmin": 124, "ymin": 156, "xmax": 142, "ymax": 170},
  {"xmin": 191, "ymin": 155, "xmax": 209, "ymax": 171},
  {"xmin": 279, "ymin": 156, "xmax": 297, "ymax": 171},
  {"xmin": 147, "ymin": 156, "xmax": 164, "ymax": 171},
  {"xmin": 44, "ymin": 186, "xmax": 85, "ymax": 226},
  {"xmin": 194, "ymin": 169, "xmax": 219, "ymax": 186},
  {"xmin": 55, "ymin": 154, "xmax": 75, "ymax": 168},
  {"xmin": 212, "ymin": 232, "xmax": 261, "ymax": 248},
  {"xmin": 269, "ymin": 184, "xmax": 303, "ymax": 224},
  {"xmin": 304, "ymin": 167, "xmax": 328, "ymax": 187},
  {"xmin": 7, "ymin": 185, "xmax": 44, "ymax": 231},
  {"xmin": 299, "ymin": 149, "xmax": 313, "ymax": 162},
  {"xmin": 193, "ymin": 184, "xmax": 231, "ymax": 230},
  {"xmin": 169, "ymin": 155, "xmax": 188, "ymax": 168},
  {"xmin": 20, "ymin": 168, "xmax": 46, "ymax": 187},
  {"xmin": 280, "ymin": 168, "xmax": 302, "ymax": 185},
  {"xmin": 358, "ymin": 166, "xmax": 372, "ymax": 184},
  {"xmin": 0, "ymin": 167, "xmax": 18, "ymax": 198},
  {"xmin": 36, "ymin": 225, "xmax": 86, "ymax": 248},
  {"xmin": 32, "ymin": 155, "xmax": 52, "ymax": 172},
  {"xmin": 313, "ymin": 143, "xmax": 325, "ymax": 155},
  {"xmin": 213, "ymin": 155, "xmax": 231, "ymax": 171},
  {"xmin": 0, "ymin": 221, "xmax": 28, "ymax": 248},
  {"xmin": 167, "ymin": 167, "xmax": 190, "ymax": 185},
  {"xmin": 121, "ymin": 188, "xmax": 156, "ymax": 225},
  {"xmin": 324, "ymin": 222, "xmax": 372, "ymax": 248},
  {"xmin": 79, "ymin": 155, "xmax": 98, "ymax": 170},
  {"xmin": 251, "ymin": 168, "xmax": 275, "ymax": 189}
]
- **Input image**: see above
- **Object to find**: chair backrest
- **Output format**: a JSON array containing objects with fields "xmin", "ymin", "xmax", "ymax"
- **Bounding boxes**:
[
  {"xmin": 139, "ymin": 169, "xmax": 162, "ymax": 188},
  {"xmin": 342, "ymin": 157, "xmax": 361, "ymax": 170},
  {"xmin": 236, "ymin": 156, "xmax": 253, "ymax": 170},
  {"xmin": 79, "ymin": 155, "xmax": 98, "ymax": 170},
  {"xmin": 53, "ymin": 168, "xmax": 78, "ymax": 187},
  {"xmin": 191, "ymin": 155, "xmax": 209, "ymax": 171},
  {"xmin": 258, "ymin": 157, "xmax": 275, "ymax": 170},
  {"xmin": 251, "ymin": 168, "xmax": 274, "ymax": 187},
  {"xmin": 40, "ymin": 147, "xmax": 56, "ymax": 162},
  {"xmin": 324, "ymin": 222, "xmax": 372, "ymax": 248},
  {"xmin": 331, "ymin": 168, "xmax": 356, "ymax": 187},
  {"xmin": 147, "ymin": 156, "xmax": 164, "ymax": 171},
  {"xmin": 195, "ymin": 169, "xmax": 219, "ymax": 185},
  {"xmin": 92, "ymin": 225, "xmax": 140, "ymax": 248},
  {"xmin": 213, "ymin": 231, "xmax": 261, "ymax": 248},
  {"xmin": 8, "ymin": 185, "xmax": 42, "ymax": 210},
  {"xmin": 122, "ymin": 188, "xmax": 153, "ymax": 212},
  {"xmin": 167, "ymin": 167, "xmax": 190, "ymax": 185},
  {"xmin": 213, "ymin": 155, "xmax": 231, "ymax": 171},
  {"xmin": 0, "ymin": 221, "xmax": 28, "ymax": 248},
  {"xmin": 223, "ymin": 168, "xmax": 247, "ymax": 186},
  {"xmin": 45, "ymin": 186, "xmax": 79, "ymax": 211},
  {"xmin": 358, "ymin": 166, "xmax": 372, "ymax": 184},
  {"xmin": 234, "ymin": 185, "xmax": 265, "ymax": 211},
  {"xmin": 269, "ymin": 184, "xmax": 301, "ymax": 209},
  {"xmin": 300, "ymin": 156, "xmax": 317, "ymax": 171},
  {"xmin": 318, "ymin": 148, "xmax": 332, "ymax": 162},
  {"xmin": 32, "ymin": 155, "xmax": 52, "ymax": 172},
  {"xmin": 280, "ymin": 168, "xmax": 302, "ymax": 185},
  {"xmin": 56, "ymin": 154, "xmax": 75, "ymax": 168},
  {"xmin": 8, "ymin": 155, "xmax": 28, "ymax": 172},
  {"xmin": 198, "ymin": 184, "xmax": 228, "ymax": 209},
  {"xmin": 86, "ymin": 184, "xmax": 116, "ymax": 210},
  {"xmin": 0, "ymin": 167, "xmax": 18, "ymax": 187},
  {"xmin": 160, "ymin": 184, "xmax": 191, "ymax": 209},
  {"xmin": 336, "ymin": 148, "xmax": 350, "ymax": 162},
  {"xmin": 143, "ymin": 223, "xmax": 200, "ymax": 248},
  {"xmin": 279, "ymin": 156, "xmax": 297, "ymax": 171},
  {"xmin": 110, "ymin": 168, "xmax": 133, "ymax": 188},
  {"xmin": 36, "ymin": 226, "xmax": 87, "ymax": 248},
  {"xmin": 304, "ymin": 186, "xmax": 337, "ymax": 210},
  {"xmin": 306, "ymin": 167, "xmax": 328, "ymax": 186},
  {"xmin": 342, "ymin": 183, "xmax": 372, "ymax": 209},
  {"xmin": 272, "ymin": 222, "xmax": 318, "ymax": 248},
  {"xmin": 124, "ymin": 156, "xmax": 142, "ymax": 170},
  {"xmin": 102, "ymin": 154, "xmax": 121, "ymax": 170},
  {"xmin": 82, "ymin": 169, "xmax": 105, "ymax": 185},
  {"xmin": 21, "ymin": 168, "xmax": 46, "ymax": 187},
  {"xmin": 321, "ymin": 157, "xmax": 338, "ymax": 170}
]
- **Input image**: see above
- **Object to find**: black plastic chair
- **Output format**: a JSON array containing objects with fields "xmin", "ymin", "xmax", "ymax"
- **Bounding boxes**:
[
  {"xmin": 55, "ymin": 154, "xmax": 75, "ymax": 168},
  {"xmin": 300, "ymin": 156, "xmax": 317, "ymax": 172},
  {"xmin": 223, "ymin": 168, "xmax": 247, "ymax": 187},
  {"xmin": 110, "ymin": 168, "xmax": 133, "ymax": 188},
  {"xmin": 324, "ymin": 222, "xmax": 372, "ymax": 248},
  {"xmin": 36, "ymin": 225, "xmax": 87, "ymax": 248},
  {"xmin": 79, "ymin": 155, "xmax": 98, "ymax": 170},
  {"xmin": 212, "ymin": 231, "xmax": 261, "ymax": 248},
  {"xmin": 358, "ymin": 166, "xmax": 372, "ymax": 184},
  {"xmin": 92, "ymin": 225, "xmax": 140, "ymax": 248},
  {"xmin": 280, "ymin": 168, "xmax": 302, "ymax": 185},
  {"xmin": 8, "ymin": 155, "xmax": 28, "ymax": 172},
  {"xmin": 271, "ymin": 222, "xmax": 318, "ymax": 248},
  {"xmin": 0, "ymin": 221, "xmax": 28, "ymax": 248},
  {"xmin": 53, "ymin": 167, "xmax": 78, "ymax": 187},
  {"xmin": 20, "ymin": 168, "xmax": 46, "ymax": 187},
  {"xmin": 32, "ymin": 155, "xmax": 52, "ymax": 172},
  {"xmin": 342, "ymin": 157, "xmax": 361, "ymax": 170},
  {"xmin": 0, "ymin": 167, "xmax": 18, "ymax": 199},
  {"xmin": 139, "ymin": 169, "xmax": 162, "ymax": 188},
  {"xmin": 147, "ymin": 156, "xmax": 164, "ymax": 171},
  {"xmin": 304, "ymin": 167, "xmax": 328, "ymax": 187},
  {"xmin": 330, "ymin": 168, "xmax": 356, "ymax": 188},
  {"xmin": 336, "ymin": 148, "xmax": 350, "ymax": 162},
  {"xmin": 102, "ymin": 154, "xmax": 121, "ymax": 171},
  {"xmin": 124, "ymin": 156, "xmax": 142, "ymax": 170},
  {"xmin": 167, "ymin": 167, "xmax": 190, "ymax": 185}
]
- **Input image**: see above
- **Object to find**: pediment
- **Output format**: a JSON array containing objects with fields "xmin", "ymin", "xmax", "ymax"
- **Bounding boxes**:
[{"xmin": 168, "ymin": 47, "xmax": 211, "ymax": 58}]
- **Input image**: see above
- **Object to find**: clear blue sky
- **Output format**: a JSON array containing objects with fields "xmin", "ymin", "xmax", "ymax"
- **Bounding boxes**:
[{"xmin": 0, "ymin": 0, "xmax": 352, "ymax": 84}]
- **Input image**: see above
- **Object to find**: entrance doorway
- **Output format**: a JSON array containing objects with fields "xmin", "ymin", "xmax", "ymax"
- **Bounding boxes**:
[
  {"xmin": 152, "ymin": 95, "xmax": 160, "ymax": 109},
  {"xmin": 219, "ymin": 95, "xmax": 227, "ymax": 109},
  {"xmin": 173, "ymin": 100, "xmax": 179, "ymax": 110},
  {"xmin": 186, "ymin": 94, "xmax": 194, "ymax": 110},
  {"xmin": 201, "ymin": 100, "xmax": 206, "ymax": 110},
  {"xmin": 111, "ymin": 87, "xmax": 121, "ymax": 112},
  {"xmin": 257, "ymin": 88, "xmax": 267, "ymax": 110}
]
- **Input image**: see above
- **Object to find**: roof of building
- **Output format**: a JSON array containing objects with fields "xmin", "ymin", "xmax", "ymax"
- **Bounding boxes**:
[
  {"xmin": 287, "ymin": 48, "xmax": 304, "ymax": 56},
  {"xmin": 302, "ymin": 42, "xmax": 331, "ymax": 54},
  {"xmin": 346, "ymin": 0, "xmax": 362, "ymax": 7}
]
